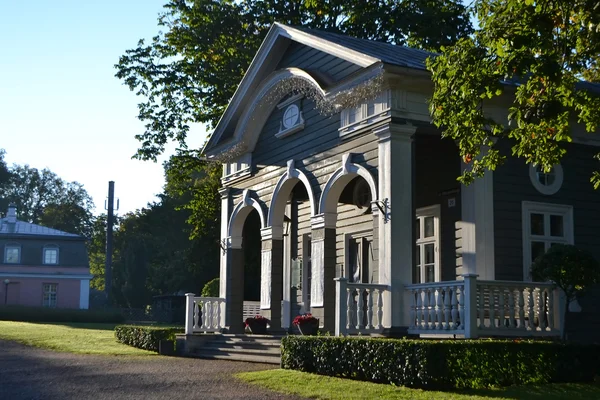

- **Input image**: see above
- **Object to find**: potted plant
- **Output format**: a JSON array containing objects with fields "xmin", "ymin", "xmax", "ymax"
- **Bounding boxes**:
[
  {"xmin": 292, "ymin": 313, "xmax": 319, "ymax": 335},
  {"xmin": 244, "ymin": 314, "xmax": 270, "ymax": 334}
]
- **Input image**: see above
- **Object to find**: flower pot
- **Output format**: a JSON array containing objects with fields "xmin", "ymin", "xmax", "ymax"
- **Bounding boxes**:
[
  {"xmin": 297, "ymin": 320, "xmax": 319, "ymax": 336},
  {"xmin": 247, "ymin": 321, "xmax": 268, "ymax": 334}
]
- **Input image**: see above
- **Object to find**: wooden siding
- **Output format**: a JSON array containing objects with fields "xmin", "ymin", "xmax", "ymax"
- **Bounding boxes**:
[
  {"xmin": 415, "ymin": 134, "xmax": 462, "ymax": 281},
  {"xmin": 277, "ymin": 41, "xmax": 363, "ymax": 84},
  {"xmin": 493, "ymin": 140, "xmax": 600, "ymax": 281}
]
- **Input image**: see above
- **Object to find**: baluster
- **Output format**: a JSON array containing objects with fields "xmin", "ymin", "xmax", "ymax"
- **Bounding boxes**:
[
  {"xmin": 204, "ymin": 301, "xmax": 211, "ymax": 330},
  {"xmin": 194, "ymin": 301, "xmax": 200, "ymax": 330},
  {"xmin": 527, "ymin": 288, "xmax": 534, "ymax": 330},
  {"xmin": 410, "ymin": 290, "xmax": 417, "ymax": 329},
  {"xmin": 423, "ymin": 289, "xmax": 431, "ymax": 329},
  {"xmin": 537, "ymin": 288, "xmax": 545, "ymax": 331},
  {"xmin": 346, "ymin": 288, "xmax": 353, "ymax": 329},
  {"xmin": 489, "ymin": 286, "xmax": 496, "ymax": 329},
  {"xmin": 451, "ymin": 287, "xmax": 458, "ymax": 329},
  {"xmin": 416, "ymin": 290, "xmax": 423, "ymax": 329},
  {"xmin": 435, "ymin": 288, "xmax": 443, "ymax": 330},
  {"xmin": 443, "ymin": 286, "xmax": 451, "ymax": 330},
  {"xmin": 366, "ymin": 288, "xmax": 373, "ymax": 329},
  {"xmin": 518, "ymin": 288, "xmax": 525, "ymax": 329},
  {"xmin": 376, "ymin": 289, "xmax": 383, "ymax": 329},
  {"xmin": 357, "ymin": 288, "xmax": 365, "ymax": 329},
  {"xmin": 458, "ymin": 287, "xmax": 465, "ymax": 330},
  {"xmin": 547, "ymin": 289, "xmax": 555, "ymax": 331},
  {"xmin": 507, "ymin": 289, "xmax": 515, "ymax": 328},
  {"xmin": 215, "ymin": 300, "xmax": 222, "ymax": 329},
  {"xmin": 478, "ymin": 286, "xmax": 485, "ymax": 329},
  {"xmin": 498, "ymin": 288, "xmax": 505, "ymax": 329}
]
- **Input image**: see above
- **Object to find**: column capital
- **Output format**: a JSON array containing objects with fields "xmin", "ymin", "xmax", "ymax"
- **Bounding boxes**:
[
  {"xmin": 373, "ymin": 123, "xmax": 417, "ymax": 142},
  {"xmin": 228, "ymin": 236, "xmax": 243, "ymax": 250},
  {"xmin": 260, "ymin": 226, "xmax": 283, "ymax": 241},
  {"xmin": 311, "ymin": 213, "xmax": 336, "ymax": 230}
]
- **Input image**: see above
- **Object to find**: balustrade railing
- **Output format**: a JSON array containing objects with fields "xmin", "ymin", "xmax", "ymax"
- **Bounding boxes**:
[
  {"xmin": 335, "ymin": 278, "xmax": 389, "ymax": 336},
  {"xmin": 403, "ymin": 276, "xmax": 562, "ymax": 338},
  {"xmin": 405, "ymin": 281, "xmax": 465, "ymax": 335},
  {"xmin": 185, "ymin": 294, "xmax": 226, "ymax": 334},
  {"xmin": 475, "ymin": 280, "xmax": 560, "ymax": 336}
]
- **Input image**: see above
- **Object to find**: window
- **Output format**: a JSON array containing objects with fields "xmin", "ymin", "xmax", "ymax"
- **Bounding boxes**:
[
  {"xmin": 43, "ymin": 246, "xmax": 59, "ymax": 265},
  {"xmin": 276, "ymin": 102, "xmax": 305, "ymax": 139},
  {"xmin": 283, "ymin": 104, "xmax": 300, "ymax": 129},
  {"xmin": 529, "ymin": 163, "xmax": 563, "ymax": 195},
  {"xmin": 42, "ymin": 283, "xmax": 58, "ymax": 307},
  {"xmin": 522, "ymin": 201, "xmax": 573, "ymax": 280},
  {"xmin": 4, "ymin": 245, "xmax": 20, "ymax": 264},
  {"xmin": 415, "ymin": 205, "xmax": 441, "ymax": 283},
  {"xmin": 339, "ymin": 92, "xmax": 390, "ymax": 136},
  {"xmin": 346, "ymin": 235, "xmax": 374, "ymax": 283}
]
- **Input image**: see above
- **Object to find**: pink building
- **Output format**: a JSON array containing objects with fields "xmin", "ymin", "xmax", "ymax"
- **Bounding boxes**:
[{"xmin": 0, "ymin": 204, "xmax": 91, "ymax": 309}]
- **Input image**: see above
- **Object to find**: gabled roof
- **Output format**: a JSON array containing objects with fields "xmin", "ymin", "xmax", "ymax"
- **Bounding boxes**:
[
  {"xmin": 0, "ymin": 218, "xmax": 81, "ymax": 238},
  {"xmin": 203, "ymin": 23, "xmax": 433, "ymax": 155}
]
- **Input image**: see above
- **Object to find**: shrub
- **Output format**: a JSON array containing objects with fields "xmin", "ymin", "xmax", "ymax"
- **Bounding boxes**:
[
  {"xmin": 0, "ymin": 306, "xmax": 124, "ymax": 324},
  {"xmin": 281, "ymin": 336, "xmax": 600, "ymax": 390},
  {"xmin": 201, "ymin": 278, "xmax": 220, "ymax": 297},
  {"xmin": 114, "ymin": 325, "xmax": 184, "ymax": 352}
]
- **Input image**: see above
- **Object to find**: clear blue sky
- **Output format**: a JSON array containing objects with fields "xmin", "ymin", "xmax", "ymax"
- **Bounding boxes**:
[{"xmin": 0, "ymin": 1, "xmax": 207, "ymax": 215}]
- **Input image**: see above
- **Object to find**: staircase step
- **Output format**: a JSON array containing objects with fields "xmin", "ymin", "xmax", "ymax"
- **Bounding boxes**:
[
  {"xmin": 198, "ymin": 349, "xmax": 281, "ymax": 364},
  {"xmin": 203, "ymin": 344, "xmax": 281, "ymax": 356}
]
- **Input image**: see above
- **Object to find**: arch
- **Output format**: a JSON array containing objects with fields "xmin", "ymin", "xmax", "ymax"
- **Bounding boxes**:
[
  {"xmin": 234, "ymin": 68, "xmax": 326, "ymax": 153},
  {"xmin": 227, "ymin": 189, "xmax": 267, "ymax": 239},
  {"xmin": 267, "ymin": 159, "xmax": 317, "ymax": 228},
  {"xmin": 319, "ymin": 153, "xmax": 378, "ymax": 215}
]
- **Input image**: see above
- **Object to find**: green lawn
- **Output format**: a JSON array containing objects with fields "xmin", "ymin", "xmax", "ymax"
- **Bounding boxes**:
[
  {"xmin": 236, "ymin": 369, "xmax": 600, "ymax": 400},
  {"xmin": 0, "ymin": 321, "xmax": 155, "ymax": 356}
]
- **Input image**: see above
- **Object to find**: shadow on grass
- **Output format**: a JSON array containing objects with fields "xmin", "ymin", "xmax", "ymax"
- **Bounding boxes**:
[
  {"xmin": 455, "ymin": 382, "xmax": 600, "ymax": 399},
  {"xmin": 23, "ymin": 322, "xmax": 119, "ymax": 331}
]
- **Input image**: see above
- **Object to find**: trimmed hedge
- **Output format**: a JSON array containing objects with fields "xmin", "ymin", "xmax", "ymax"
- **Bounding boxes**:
[
  {"xmin": 0, "ymin": 306, "xmax": 125, "ymax": 324},
  {"xmin": 281, "ymin": 336, "xmax": 600, "ymax": 390},
  {"xmin": 114, "ymin": 325, "xmax": 183, "ymax": 352}
]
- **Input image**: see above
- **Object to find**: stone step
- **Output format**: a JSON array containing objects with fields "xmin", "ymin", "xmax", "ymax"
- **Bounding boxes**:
[
  {"xmin": 197, "ymin": 349, "xmax": 281, "ymax": 365},
  {"xmin": 204, "ymin": 342, "xmax": 281, "ymax": 356}
]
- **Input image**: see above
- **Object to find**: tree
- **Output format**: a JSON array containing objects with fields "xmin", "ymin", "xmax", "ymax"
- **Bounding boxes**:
[
  {"xmin": 116, "ymin": 0, "xmax": 472, "ymax": 161},
  {"xmin": 0, "ymin": 150, "xmax": 10, "ymax": 212},
  {"xmin": 428, "ymin": 0, "xmax": 600, "ymax": 187},
  {"xmin": 0, "ymin": 164, "xmax": 95, "ymax": 236},
  {"xmin": 532, "ymin": 244, "xmax": 600, "ymax": 340}
]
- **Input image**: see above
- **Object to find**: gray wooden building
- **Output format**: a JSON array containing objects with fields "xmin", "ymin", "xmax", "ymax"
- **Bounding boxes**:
[{"xmin": 186, "ymin": 23, "xmax": 600, "ymax": 341}]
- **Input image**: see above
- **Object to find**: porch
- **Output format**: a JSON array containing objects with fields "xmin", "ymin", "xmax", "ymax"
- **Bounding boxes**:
[{"xmin": 183, "ymin": 275, "xmax": 563, "ymax": 339}]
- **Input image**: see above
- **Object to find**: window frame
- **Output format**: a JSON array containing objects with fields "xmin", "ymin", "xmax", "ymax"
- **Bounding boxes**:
[
  {"xmin": 344, "ymin": 231, "xmax": 375, "ymax": 284},
  {"xmin": 529, "ymin": 163, "xmax": 564, "ymax": 195},
  {"xmin": 42, "ymin": 283, "xmax": 58, "ymax": 308},
  {"xmin": 4, "ymin": 244, "xmax": 21, "ymax": 264},
  {"xmin": 415, "ymin": 205, "xmax": 441, "ymax": 283},
  {"xmin": 522, "ymin": 201, "xmax": 574, "ymax": 281},
  {"xmin": 43, "ymin": 245, "xmax": 59, "ymax": 265}
]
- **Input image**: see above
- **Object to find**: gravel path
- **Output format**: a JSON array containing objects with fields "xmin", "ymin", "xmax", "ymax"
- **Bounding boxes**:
[{"xmin": 0, "ymin": 340, "xmax": 305, "ymax": 400}]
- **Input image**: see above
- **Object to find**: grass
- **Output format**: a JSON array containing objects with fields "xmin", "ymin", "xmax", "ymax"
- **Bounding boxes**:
[
  {"xmin": 0, "ymin": 321, "xmax": 156, "ymax": 356},
  {"xmin": 236, "ymin": 369, "xmax": 600, "ymax": 400}
]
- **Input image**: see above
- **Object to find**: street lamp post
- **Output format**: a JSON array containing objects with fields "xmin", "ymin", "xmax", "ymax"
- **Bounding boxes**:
[{"xmin": 3, "ymin": 279, "xmax": 10, "ymax": 305}]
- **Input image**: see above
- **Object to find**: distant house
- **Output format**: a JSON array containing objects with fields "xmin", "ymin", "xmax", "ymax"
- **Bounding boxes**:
[{"xmin": 0, "ymin": 204, "xmax": 91, "ymax": 309}]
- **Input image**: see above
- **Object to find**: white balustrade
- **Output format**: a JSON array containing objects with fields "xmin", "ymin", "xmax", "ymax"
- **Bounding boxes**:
[
  {"xmin": 335, "ymin": 278, "xmax": 389, "ymax": 336},
  {"xmin": 185, "ymin": 293, "xmax": 226, "ymax": 334},
  {"xmin": 475, "ymin": 280, "xmax": 560, "ymax": 336},
  {"xmin": 405, "ymin": 281, "xmax": 465, "ymax": 335}
]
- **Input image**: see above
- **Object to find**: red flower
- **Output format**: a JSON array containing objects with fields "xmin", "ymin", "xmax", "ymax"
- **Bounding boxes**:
[
  {"xmin": 244, "ymin": 314, "xmax": 270, "ymax": 327},
  {"xmin": 292, "ymin": 313, "xmax": 318, "ymax": 326}
]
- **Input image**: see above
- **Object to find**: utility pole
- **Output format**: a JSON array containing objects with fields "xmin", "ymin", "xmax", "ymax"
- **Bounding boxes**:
[{"xmin": 105, "ymin": 181, "xmax": 115, "ymax": 305}]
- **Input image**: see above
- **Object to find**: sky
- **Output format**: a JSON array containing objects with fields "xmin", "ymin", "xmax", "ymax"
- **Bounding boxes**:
[{"xmin": 0, "ymin": 1, "xmax": 207, "ymax": 216}]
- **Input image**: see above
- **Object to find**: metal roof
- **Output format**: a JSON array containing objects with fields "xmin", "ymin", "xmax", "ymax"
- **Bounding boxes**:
[
  {"xmin": 0, "ymin": 218, "xmax": 81, "ymax": 238},
  {"xmin": 291, "ymin": 26, "xmax": 433, "ymax": 71}
]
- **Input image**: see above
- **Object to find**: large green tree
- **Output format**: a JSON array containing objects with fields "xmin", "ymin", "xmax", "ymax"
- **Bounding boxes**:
[
  {"xmin": 116, "ymin": 0, "xmax": 472, "ymax": 161},
  {"xmin": 428, "ymin": 0, "xmax": 600, "ymax": 187},
  {"xmin": 0, "ymin": 163, "xmax": 95, "ymax": 236},
  {"xmin": 0, "ymin": 150, "xmax": 10, "ymax": 212}
]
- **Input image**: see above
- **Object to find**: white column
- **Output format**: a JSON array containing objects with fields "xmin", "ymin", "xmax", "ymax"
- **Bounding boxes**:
[
  {"xmin": 460, "ymin": 162, "xmax": 495, "ymax": 279},
  {"xmin": 219, "ymin": 188, "xmax": 231, "ymax": 298},
  {"xmin": 310, "ymin": 213, "xmax": 336, "ymax": 308},
  {"xmin": 79, "ymin": 279, "xmax": 90, "ymax": 309},
  {"xmin": 374, "ymin": 123, "xmax": 416, "ymax": 329},
  {"xmin": 260, "ymin": 227, "xmax": 282, "ymax": 309}
]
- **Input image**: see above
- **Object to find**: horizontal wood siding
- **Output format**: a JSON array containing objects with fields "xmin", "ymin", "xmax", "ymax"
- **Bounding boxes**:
[
  {"xmin": 494, "ymin": 140, "xmax": 600, "ymax": 281},
  {"xmin": 415, "ymin": 134, "xmax": 462, "ymax": 281},
  {"xmin": 277, "ymin": 42, "xmax": 363, "ymax": 83}
]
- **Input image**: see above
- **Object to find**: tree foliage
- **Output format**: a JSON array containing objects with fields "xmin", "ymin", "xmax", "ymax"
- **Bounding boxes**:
[
  {"xmin": 0, "ymin": 161, "xmax": 95, "ymax": 237},
  {"xmin": 116, "ymin": 0, "xmax": 472, "ymax": 161},
  {"xmin": 428, "ymin": 0, "xmax": 600, "ymax": 187}
]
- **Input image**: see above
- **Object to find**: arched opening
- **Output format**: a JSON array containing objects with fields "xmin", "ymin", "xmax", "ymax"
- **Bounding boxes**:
[{"xmin": 242, "ymin": 209, "xmax": 261, "ymax": 302}]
